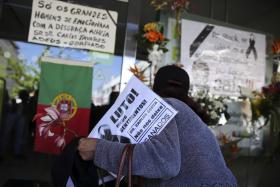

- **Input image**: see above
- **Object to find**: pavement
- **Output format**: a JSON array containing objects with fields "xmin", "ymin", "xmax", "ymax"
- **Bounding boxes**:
[
  {"xmin": 228, "ymin": 156, "xmax": 279, "ymax": 187},
  {"xmin": 0, "ymin": 140, "xmax": 53, "ymax": 187},
  {"xmin": 1, "ymin": 140, "xmax": 280, "ymax": 187}
]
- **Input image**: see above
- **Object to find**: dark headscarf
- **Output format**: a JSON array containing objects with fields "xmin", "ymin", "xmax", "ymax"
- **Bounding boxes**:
[
  {"xmin": 153, "ymin": 65, "xmax": 211, "ymax": 124},
  {"xmin": 153, "ymin": 65, "xmax": 190, "ymax": 95}
]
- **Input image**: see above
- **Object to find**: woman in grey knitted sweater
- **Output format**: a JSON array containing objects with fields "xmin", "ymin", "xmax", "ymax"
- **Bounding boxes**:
[{"xmin": 78, "ymin": 66, "xmax": 237, "ymax": 187}]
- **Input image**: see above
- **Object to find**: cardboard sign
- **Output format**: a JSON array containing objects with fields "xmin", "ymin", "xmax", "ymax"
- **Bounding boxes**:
[
  {"xmin": 28, "ymin": 0, "xmax": 118, "ymax": 53},
  {"xmin": 89, "ymin": 75, "xmax": 177, "ymax": 143}
]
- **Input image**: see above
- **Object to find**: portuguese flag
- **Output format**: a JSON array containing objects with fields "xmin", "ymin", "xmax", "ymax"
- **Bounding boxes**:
[{"xmin": 35, "ymin": 57, "xmax": 93, "ymax": 154}]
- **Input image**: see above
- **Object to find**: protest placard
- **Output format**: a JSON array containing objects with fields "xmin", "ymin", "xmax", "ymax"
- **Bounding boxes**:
[
  {"xmin": 86, "ymin": 75, "xmax": 177, "ymax": 185},
  {"xmin": 88, "ymin": 75, "xmax": 177, "ymax": 143},
  {"xmin": 67, "ymin": 75, "xmax": 178, "ymax": 186}
]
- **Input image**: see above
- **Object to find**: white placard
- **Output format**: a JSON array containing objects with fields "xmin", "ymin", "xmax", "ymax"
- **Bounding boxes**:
[
  {"xmin": 28, "ymin": 0, "xmax": 118, "ymax": 53},
  {"xmin": 89, "ymin": 75, "xmax": 177, "ymax": 143},
  {"xmin": 181, "ymin": 19, "xmax": 266, "ymax": 96},
  {"xmin": 66, "ymin": 76, "xmax": 178, "ymax": 186}
]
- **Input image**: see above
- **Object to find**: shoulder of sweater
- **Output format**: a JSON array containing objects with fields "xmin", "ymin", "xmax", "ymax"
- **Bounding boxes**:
[
  {"xmin": 163, "ymin": 98, "xmax": 194, "ymax": 116},
  {"xmin": 163, "ymin": 97, "xmax": 205, "ymax": 123},
  {"xmin": 163, "ymin": 97, "xmax": 191, "ymax": 111}
]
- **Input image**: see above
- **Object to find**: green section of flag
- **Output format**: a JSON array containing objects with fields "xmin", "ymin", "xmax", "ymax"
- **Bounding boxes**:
[{"xmin": 38, "ymin": 60, "xmax": 92, "ymax": 108}]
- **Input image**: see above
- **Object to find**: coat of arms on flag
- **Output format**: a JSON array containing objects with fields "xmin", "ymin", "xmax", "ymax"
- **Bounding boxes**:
[{"xmin": 34, "ymin": 57, "xmax": 93, "ymax": 154}]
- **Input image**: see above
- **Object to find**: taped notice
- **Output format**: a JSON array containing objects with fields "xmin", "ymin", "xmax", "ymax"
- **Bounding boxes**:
[{"xmin": 28, "ymin": 0, "xmax": 118, "ymax": 53}]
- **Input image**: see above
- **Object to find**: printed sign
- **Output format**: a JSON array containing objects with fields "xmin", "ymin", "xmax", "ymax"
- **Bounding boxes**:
[
  {"xmin": 28, "ymin": 0, "xmax": 118, "ymax": 53},
  {"xmin": 181, "ymin": 19, "xmax": 266, "ymax": 96},
  {"xmin": 89, "ymin": 75, "xmax": 177, "ymax": 143}
]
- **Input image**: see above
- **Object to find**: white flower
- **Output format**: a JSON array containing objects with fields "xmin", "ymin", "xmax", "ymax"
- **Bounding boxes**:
[
  {"xmin": 148, "ymin": 44, "xmax": 163, "ymax": 65},
  {"xmin": 40, "ymin": 106, "xmax": 60, "ymax": 122},
  {"xmin": 55, "ymin": 136, "xmax": 66, "ymax": 148},
  {"xmin": 215, "ymin": 101, "xmax": 224, "ymax": 110},
  {"xmin": 45, "ymin": 106, "xmax": 60, "ymax": 120},
  {"xmin": 40, "ymin": 115, "xmax": 53, "ymax": 122},
  {"xmin": 48, "ymin": 130, "xmax": 54, "ymax": 137},
  {"xmin": 209, "ymin": 98, "xmax": 214, "ymax": 102},
  {"xmin": 214, "ymin": 95, "xmax": 219, "ymax": 99},
  {"xmin": 38, "ymin": 123, "xmax": 54, "ymax": 137},
  {"xmin": 38, "ymin": 106, "xmax": 61, "ymax": 138},
  {"xmin": 210, "ymin": 111, "xmax": 219, "ymax": 119},
  {"xmin": 39, "ymin": 124, "xmax": 46, "ymax": 136}
]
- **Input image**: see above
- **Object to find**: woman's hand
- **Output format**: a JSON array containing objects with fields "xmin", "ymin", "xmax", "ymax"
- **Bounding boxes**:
[{"xmin": 77, "ymin": 138, "xmax": 98, "ymax": 160}]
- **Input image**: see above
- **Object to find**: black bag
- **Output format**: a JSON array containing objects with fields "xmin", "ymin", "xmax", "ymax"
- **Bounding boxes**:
[{"xmin": 52, "ymin": 138, "xmax": 99, "ymax": 187}]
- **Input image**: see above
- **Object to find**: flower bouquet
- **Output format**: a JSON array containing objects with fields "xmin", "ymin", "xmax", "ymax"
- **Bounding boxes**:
[
  {"xmin": 193, "ymin": 91, "xmax": 228, "ymax": 126},
  {"xmin": 245, "ymin": 73, "xmax": 280, "ymax": 157},
  {"xmin": 251, "ymin": 74, "xmax": 280, "ymax": 132},
  {"xmin": 137, "ymin": 22, "xmax": 169, "ymax": 83},
  {"xmin": 141, "ymin": 22, "xmax": 169, "ymax": 54}
]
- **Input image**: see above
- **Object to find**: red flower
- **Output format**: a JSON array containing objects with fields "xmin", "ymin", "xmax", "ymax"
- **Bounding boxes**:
[
  {"xmin": 55, "ymin": 136, "xmax": 66, "ymax": 148},
  {"xmin": 144, "ymin": 31, "xmax": 157, "ymax": 42},
  {"xmin": 144, "ymin": 31, "xmax": 162, "ymax": 43},
  {"xmin": 230, "ymin": 144, "xmax": 240, "ymax": 155},
  {"xmin": 262, "ymin": 82, "xmax": 280, "ymax": 96},
  {"xmin": 171, "ymin": 0, "xmax": 188, "ymax": 10},
  {"xmin": 218, "ymin": 133, "xmax": 230, "ymax": 145}
]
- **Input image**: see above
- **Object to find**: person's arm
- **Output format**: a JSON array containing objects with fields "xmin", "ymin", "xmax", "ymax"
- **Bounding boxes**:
[{"xmin": 94, "ymin": 118, "xmax": 181, "ymax": 179}]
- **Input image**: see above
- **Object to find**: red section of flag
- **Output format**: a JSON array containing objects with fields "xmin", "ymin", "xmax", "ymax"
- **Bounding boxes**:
[{"xmin": 34, "ymin": 104, "xmax": 90, "ymax": 154}]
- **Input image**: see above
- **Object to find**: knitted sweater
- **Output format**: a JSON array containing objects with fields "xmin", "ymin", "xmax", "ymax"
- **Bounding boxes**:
[{"xmin": 94, "ymin": 98, "xmax": 237, "ymax": 187}]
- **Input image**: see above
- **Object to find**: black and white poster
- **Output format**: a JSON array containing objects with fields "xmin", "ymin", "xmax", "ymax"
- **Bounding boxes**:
[
  {"xmin": 28, "ymin": 0, "xmax": 118, "ymax": 53},
  {"xmin": 181, "ymin": 19, "xmax": 266, "ymax": 96},
  {"xmin": 89, "ymin": 75, "xmax": 177, "ymax": 143}
]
